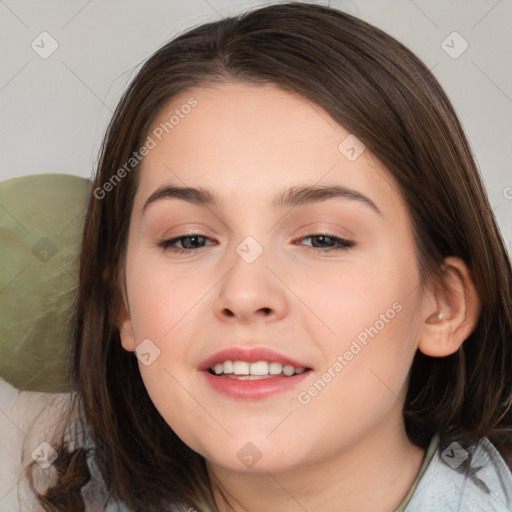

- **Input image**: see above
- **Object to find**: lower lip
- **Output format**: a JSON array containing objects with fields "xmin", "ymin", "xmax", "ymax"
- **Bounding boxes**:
[{"xmin": 201, "ymin": 370, "xmax": 311, "ymax": 400}]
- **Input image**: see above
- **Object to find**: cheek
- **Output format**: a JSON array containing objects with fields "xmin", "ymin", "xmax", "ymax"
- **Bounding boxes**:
[
  {"xmin": 298, "ymin": 248, "xmax": 422, "ymax": 402},
  {"xmin": 125, "ymin": 248, "xmax": 207, "ymax": 343},
  {"xmin": 299, "ymin": 255, "xmax": 416, "ymax": 347},
  {"xmin": 138, "ymin": 366, "xmax": 217, "ymax": 458},
  {"xmin": 124, "ymin": 248, "xmax": 216, "ymax": 411}
]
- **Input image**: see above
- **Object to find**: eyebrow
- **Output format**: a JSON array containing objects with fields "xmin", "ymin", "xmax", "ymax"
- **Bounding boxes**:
[{"xmin": 142, "ymin": 184, "xmax": 382, "ymax": 216}]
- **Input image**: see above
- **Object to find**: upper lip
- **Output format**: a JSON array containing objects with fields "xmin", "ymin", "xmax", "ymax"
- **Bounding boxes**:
[{"xmin": 198, "ymin": 346, "xmax": 311, "ymax": 371}]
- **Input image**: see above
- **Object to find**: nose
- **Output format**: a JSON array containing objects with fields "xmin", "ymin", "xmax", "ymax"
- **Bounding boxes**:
[{"xmin": 212, "ymin": 244, "xmax": 289, "ymax": 324}]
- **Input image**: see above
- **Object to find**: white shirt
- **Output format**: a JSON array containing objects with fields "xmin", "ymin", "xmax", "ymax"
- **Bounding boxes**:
[{"xmin": 0, "ymin": 376, "xmax": 128, "ymax": 511}]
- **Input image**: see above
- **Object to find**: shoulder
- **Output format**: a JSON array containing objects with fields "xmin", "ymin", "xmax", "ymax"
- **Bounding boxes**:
[
  {"xmin": 0, "ymin": 377, "xmax": 188, "ymax": 511},
  {"xmin": 0, "ymin": 376, "xmax": 132, "ymax": 511},
  {"xmin": 0, "ymin": 376, "xmax": 72, "ymax": 509},
  {"xmin": 405, "ymin": 435, "xmax": 512, "ymax": 511}
]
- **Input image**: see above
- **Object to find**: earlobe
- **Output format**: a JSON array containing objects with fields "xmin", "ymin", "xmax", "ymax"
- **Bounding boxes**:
[
  {"xmin": 117, "ymin": 304, "xmax": 136, "ymax": 352},
  {"xmin": 418, "ymin": 257, "xmax": 481, "ymax": 358}
]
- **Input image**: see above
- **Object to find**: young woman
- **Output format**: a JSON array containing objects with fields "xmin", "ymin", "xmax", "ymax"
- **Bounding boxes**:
[{"xmin": 1, "ymin": 2, "xmax": 511, "ymax": 511}]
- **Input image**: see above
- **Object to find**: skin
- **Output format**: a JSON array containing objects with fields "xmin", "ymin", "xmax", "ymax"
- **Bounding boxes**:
[{"xmin": 117, "ymin": 81, "xmax": 481, "ymax": 511}]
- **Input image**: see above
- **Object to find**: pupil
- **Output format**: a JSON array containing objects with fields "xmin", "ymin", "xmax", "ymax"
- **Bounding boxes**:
[
  {"xmin": 185, "ymin": 236, "xmax": 203, "ymax": 248},
  {"xmin": 314, "ymin": 235, "xmax": 331, "ymax": 247}
]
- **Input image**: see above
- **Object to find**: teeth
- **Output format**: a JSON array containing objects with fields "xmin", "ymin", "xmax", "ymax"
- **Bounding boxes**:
[
  {"xmin": 283, "ymin": 365, "xmax": 295, "ymax": 376},
  {"xmin": 210, "ymin": 360, "xmax": 306, "ymax": 377},
  {"xmin": 269, "ymin": 362, "xmax": 283, "ymax": 375},
  {"xmin": 250, "ymin": 361, "xmax": 269, "ymax": 376},
  {"xmin": 226, "ymin": 374, "xmax": 270, "ymax": 380},
  {"xmin": 233, "ymin": 361, "xmax": 250, "ymax": 375},
  {"xmin": 223, "ymin": 360, "xmax": 234, "ymax": 374}
]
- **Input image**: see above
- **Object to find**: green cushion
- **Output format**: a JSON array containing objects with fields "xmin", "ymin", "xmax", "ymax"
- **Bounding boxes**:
[{"xmin": 0, "ymin": 174, "xmax": 90, "ymax": 392}]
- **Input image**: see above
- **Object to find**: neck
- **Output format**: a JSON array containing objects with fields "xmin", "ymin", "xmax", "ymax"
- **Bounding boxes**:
[{"xmin": 207, "ymin": 411, "xmax": 426, "ymax": 512}]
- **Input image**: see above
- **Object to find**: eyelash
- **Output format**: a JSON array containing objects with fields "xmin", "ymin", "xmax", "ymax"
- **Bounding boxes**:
[{"xmin": 157, "ymin": 233, "xmax": 355, "ymax": 254}]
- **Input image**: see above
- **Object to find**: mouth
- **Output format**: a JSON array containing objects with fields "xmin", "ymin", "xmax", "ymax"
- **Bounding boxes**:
[
  {"xmin": 199, "ymin": 347, "xmax": 313, "ymax": 400},
  {"xmin": 207, "ymin": 360, "xmax": 308, "ymax": 379}
]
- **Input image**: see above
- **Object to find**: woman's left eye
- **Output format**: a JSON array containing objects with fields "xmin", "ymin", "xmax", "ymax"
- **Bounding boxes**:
[
  {"xmin": 297, "ymin": 234, "xmax": 355, "ymax": 252},
  {"xmin": 157, "ymin": 233, "xmax": 355, "ymax": 253}
]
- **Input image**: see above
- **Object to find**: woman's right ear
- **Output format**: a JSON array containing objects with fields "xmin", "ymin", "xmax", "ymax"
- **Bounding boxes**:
[{"xmin": 117, "ymin": 304, "xmax": 136, "ymax": 352}]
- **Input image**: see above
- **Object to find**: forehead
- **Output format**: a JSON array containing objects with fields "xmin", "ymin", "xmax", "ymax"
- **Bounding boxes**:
[{"xmin": 134, "ymin": 81, "xmax": 405, "ymax": 218}]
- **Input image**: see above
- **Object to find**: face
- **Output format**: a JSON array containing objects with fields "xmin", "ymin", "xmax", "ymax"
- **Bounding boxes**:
[{"xmin": 118, "ymin": 81, "xmax": 429, "ymax": 474}]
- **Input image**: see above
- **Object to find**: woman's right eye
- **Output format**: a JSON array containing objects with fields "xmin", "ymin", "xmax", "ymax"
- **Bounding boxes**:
[{"xmin": 157, "ymin": 234, "xmax": 214, "ymax": 253}]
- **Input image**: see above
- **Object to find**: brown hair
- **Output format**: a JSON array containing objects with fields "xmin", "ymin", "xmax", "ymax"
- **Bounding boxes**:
[{"xmin": 26, "ymin": 2, "xmax": 512, "ymax": 510}]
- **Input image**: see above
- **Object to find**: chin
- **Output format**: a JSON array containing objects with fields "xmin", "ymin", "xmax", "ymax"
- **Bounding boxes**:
[{"xmin": 198, "ymin": 437, "xmax": 308, "ymax": 474}]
